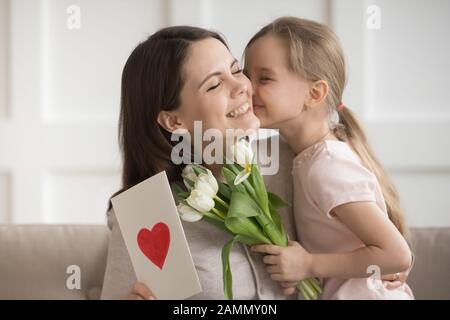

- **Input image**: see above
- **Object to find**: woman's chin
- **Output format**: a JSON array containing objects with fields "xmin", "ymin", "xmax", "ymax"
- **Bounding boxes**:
[{"xmin": 226, "ymin": 113, "xmax": 260, "ymax": 132}]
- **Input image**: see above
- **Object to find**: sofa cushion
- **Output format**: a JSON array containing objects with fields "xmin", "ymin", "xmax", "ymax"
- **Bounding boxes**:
[
  {"xmin": 0, "ymin": 225, "xmax": 109, "ymax": 299},
  {"xmin": 408, "ymin": 227, "xmax": 450, "ymax": 299}
]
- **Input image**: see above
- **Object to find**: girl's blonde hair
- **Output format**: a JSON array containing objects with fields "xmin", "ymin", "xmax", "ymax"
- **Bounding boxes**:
[{"xmin": 246, "ymin": 16, "xmax": 407, "ymax": 236}]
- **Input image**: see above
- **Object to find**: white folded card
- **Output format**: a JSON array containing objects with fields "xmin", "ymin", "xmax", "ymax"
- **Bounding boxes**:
[{"xmin": 111, "ymin": 171, "xmax": 202, "ymax": 299}]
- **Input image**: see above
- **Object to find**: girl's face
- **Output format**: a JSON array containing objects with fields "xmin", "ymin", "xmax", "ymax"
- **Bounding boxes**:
[
  {"xmin": 167, "ymin": 38, "xmax": 260, "ymax": 136},
  {"xmin": 244, "ymin": 35, "xmax": 310, "ymax": 129}
]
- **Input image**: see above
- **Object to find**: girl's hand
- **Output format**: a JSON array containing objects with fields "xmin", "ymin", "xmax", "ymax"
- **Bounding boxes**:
[
  {"xmin": 251, "ymin": 240, "xmax": 314, "ymax": 283},
  {"xmin": 381, "ymin": 269, "xmax": 410, "ymax": 290},
  {"xmin": 125, "ymin": 282, "xmax": 157, "ymax": 300},
  {"xmin": 280, "ymin": 281, "xmax": 299, "ymax": 296}
]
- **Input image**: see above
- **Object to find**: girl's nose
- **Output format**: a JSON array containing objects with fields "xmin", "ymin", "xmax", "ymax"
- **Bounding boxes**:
[{"xmin": 251, "ymin": 86, "xmax": 263, "ymax": 105}]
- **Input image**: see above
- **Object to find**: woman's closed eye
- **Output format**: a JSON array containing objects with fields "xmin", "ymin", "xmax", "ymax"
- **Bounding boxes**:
[
  {"xmin": 207, "ymin": 81, "xmax": 222, "ymax": 92},
  {"xmin": 207, "ymin": 69, "xmax": 243, "ymax": 92}
]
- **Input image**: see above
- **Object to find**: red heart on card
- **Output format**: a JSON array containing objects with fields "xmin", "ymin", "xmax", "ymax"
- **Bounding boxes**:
[{"xmin": 137, "ymin": 222, "xmax": 170, "ymax": 270}]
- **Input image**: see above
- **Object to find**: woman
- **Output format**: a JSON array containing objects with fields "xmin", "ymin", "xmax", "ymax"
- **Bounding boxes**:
[{"xmin": 100, "ymin": 26, "xmax": 297, "ymax": 300}]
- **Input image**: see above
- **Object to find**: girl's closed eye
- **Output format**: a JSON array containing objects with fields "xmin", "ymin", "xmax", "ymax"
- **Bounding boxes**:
[{"xmin": 259, "ymin": 76, "xmax": 272, "ymax": 84}]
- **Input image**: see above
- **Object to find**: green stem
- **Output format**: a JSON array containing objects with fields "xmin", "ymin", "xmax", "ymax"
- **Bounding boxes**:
[
  {"xmin": 298, "ymin": 283, "xmax": 310, "ymax": 300},
  {"xmin": 307, "ymin": 278, "xmax": 323, "ymax": 294},
  {"xmin": 211, "ymin": 207, "xmax": 226, "ymax": 220},
  {"xmin": 202, "ymin": 210, "xmax": 224, "ymax": 223},
  {"xmin": 255, "ymin": 214, "xmax": 286, "ymax": 246},
  {"xmin": 300, "ymin": 280, "xmax": 317, "ymax": 300},
  {"xmin": 214, "ymin": 195, "xmax": 229, "ymax": 209}
]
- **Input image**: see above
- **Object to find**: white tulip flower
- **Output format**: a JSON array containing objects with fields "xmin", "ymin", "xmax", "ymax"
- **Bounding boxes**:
[
  {"xmin": 186, "ymin": 189, "xmax": 215, "ymax": 213},
  {"xmin": 181, "ymin": 164, "xmax": 199, "ymax": 189},
  {"xmin": 177, "ymin": 203, "xmax": 203, "ymax": 222},
  {"xmin": 194, "ymin": 171, "xmax": 219, "ymax": 198},
  {"xmin": 231, "ymin": 138, "xmax": 254, "ymax": 185}
]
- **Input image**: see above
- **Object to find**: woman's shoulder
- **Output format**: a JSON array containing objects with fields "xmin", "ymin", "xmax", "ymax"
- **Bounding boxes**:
[{"xmin": 106, "ymin": 206, "xmax": 118, "ymax": 231}]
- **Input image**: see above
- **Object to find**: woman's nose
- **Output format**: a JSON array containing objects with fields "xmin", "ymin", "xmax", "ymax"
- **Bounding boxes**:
[{"xmin": 231, "ymin": 77, "xmax": 250, "ymax": 99}]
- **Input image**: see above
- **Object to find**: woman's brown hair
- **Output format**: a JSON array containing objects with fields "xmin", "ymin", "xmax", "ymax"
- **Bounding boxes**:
[
  {"xmin": 108, "ymin": 26, "xmax": 228, "ymax": 211},
  {"xmin": 245, "ymin": 17, "xmax": 407, "ymax": 236}
]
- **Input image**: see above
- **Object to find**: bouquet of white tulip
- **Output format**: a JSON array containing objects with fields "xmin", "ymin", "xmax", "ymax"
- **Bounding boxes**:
[{"xmin": 173, "ymin": 138, "xmax": 322, "ymax": 300}]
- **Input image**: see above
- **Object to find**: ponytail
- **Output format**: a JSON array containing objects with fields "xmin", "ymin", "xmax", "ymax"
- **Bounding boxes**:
[{"xmin": 335, "ymin": 107, "xmax": 408, "ymax": 237}]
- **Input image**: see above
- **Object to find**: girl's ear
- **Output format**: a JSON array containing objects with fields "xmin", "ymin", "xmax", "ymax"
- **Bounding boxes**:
[
  {"xmin": 157, "ymin": 110, "xmax": 185, "ymax": 133},
  {"xmin": 305, "ymin": 80, "xmax": 329, "ymax": 108}
]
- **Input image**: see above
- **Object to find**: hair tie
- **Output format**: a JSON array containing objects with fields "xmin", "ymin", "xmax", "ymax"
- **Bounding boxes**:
[{"xmin": 336, "ymin": 103, "xmax": 345, "ymax": 111}]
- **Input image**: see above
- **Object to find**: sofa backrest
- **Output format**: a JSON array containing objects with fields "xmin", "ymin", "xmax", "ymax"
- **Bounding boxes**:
[{"xmin": 407, "ymin": 227, "xmax": 450, "ymax": 300}]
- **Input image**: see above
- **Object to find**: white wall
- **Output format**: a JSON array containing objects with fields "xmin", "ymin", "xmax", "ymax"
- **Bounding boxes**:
[{"xmin": 0, "ymin": 0, "xmax": 449, "ymax": 227}]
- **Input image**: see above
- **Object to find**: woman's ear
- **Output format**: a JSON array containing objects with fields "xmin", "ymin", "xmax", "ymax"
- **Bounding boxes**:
[
  {"xmin": 157, "ymin": 110, "xmax": 185, "ymax": 133},
  {"xmin": 305, "ymin": 80, "xmax": 329, "ymax": 109}
]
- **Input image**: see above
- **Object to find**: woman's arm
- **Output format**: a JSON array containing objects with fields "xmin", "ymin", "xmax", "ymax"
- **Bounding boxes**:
[{"xmin": 252, "ymin": 201, "xmax": 412, "ymax": 282}]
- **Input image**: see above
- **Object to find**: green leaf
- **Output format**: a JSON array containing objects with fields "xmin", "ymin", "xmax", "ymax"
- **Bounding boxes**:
[
  {"xmin": 254, "ymin": 212, "xmax": 287, "ymax": 246},
  {"xmin": 222, "ymin": 235, "xmax": 238, "ymax": 300},
  {"xmin": 222, "ymin": 167, "xmax": 246, "ymax": 193},
  {"xmin": 268, "ymin": 204, "xmax": 286, "ymax": 239},
  {"xmin": 228, "ymin": 191, "xmax": 261, "ymax": 219},
  {"xmin": 172, "ymin": 183, "xmax": 189, "ymax": 200},
  {"xmin": 225, "ymin": 217, "xmax": 271, "ymax": 244},
  {"xmin": 191, "ymin": 165, "xmax": 207, "ymax": 176},
  {"xmin": 250, "ymin": 164, "xmax": 269, "ymax": 215},
  {"xmin": 267, "ymin": 192, "xmax": 290, "ymax": 242},
  {"xmin": 183, "ymin": 177, "xmax": 195, "ymax": 189},
  {"xmin": 221, "ymin": 234, "xmax": 262, "ymax": 299},
  {"xmin": 234, "ymin": 235, "xmax": 260, "ymax": 246},
  {"xmin": 268, "ymin": 192, "xmax": 289, "ymax": 209},
  {"xmin": 218, "ymin": 181, "xmax": 231, "ymax": 200},
  {"xmin": 203, "ymin": 215, "xmax": 230, "ymax": 234}
]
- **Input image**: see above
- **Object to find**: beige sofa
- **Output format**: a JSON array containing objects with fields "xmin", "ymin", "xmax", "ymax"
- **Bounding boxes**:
[{"xmin": 0, "ymin": 225, "xmax": 449, "ymax": 300}]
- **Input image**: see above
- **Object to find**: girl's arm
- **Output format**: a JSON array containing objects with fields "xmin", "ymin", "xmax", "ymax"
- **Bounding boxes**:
[
  {"xmin": 252, "ymin": 201, "xmax": 412, "ymax": 282},
  {"xmin": 310, "ymin": 201, "xmax": 412, "ymax": 279}
]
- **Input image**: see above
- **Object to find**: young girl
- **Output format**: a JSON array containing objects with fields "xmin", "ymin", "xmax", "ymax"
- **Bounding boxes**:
[{"xmin": 245, "ymin": 17, "xmax": 414, "ymax": 299}]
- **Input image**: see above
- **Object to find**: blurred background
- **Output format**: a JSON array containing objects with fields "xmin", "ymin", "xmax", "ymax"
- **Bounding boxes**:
[{"xmin": 0, "ymin": 0, "xmax": 449, "ymax": 227}]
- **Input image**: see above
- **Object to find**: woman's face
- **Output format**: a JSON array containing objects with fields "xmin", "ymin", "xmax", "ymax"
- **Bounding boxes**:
[
  {"xmin": 244, "ymin": 35, "xmax": 310, "ymax": 129},
  {"xmin": 173, "ymin": 38, "xmax": 260, "ymax": 135}
]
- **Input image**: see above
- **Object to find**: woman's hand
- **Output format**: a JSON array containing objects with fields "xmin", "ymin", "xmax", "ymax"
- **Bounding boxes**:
[
  {"xmin": 251, "ymin": 240, "xmax": 313, "ymax": 284},
  {"xmin": 125, "ymin": 282, "xmax": 157, "ymax": 300},
  {"xmin": 381, "ymin": 268, "xmax": 410, "ymax": 290}
]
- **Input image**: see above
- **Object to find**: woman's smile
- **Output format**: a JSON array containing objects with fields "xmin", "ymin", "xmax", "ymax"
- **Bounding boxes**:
[{"xmin": 226, "ymin": 101, "xmax": 251, "ymax": 118}]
